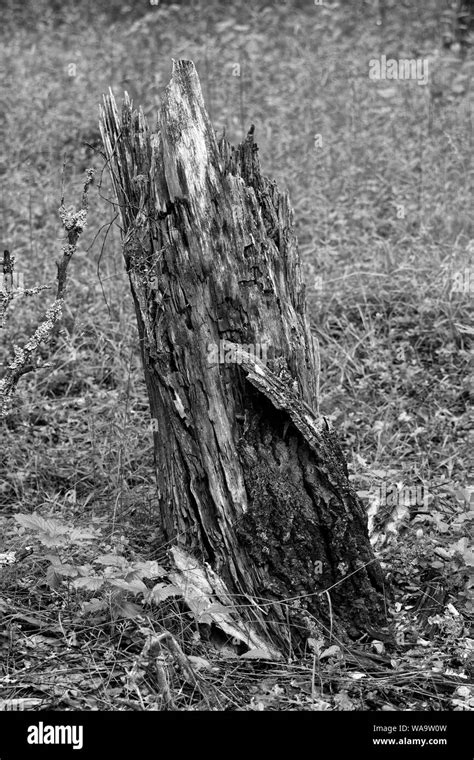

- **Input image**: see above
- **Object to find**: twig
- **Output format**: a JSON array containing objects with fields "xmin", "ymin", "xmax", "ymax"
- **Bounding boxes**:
[
  {"xmin": 130, "ymin": 629, "xmax": 209, "ymax": 709},
  {"xmin": 0, "ymin": 169, "xmax": 95, "ymax": 417}
]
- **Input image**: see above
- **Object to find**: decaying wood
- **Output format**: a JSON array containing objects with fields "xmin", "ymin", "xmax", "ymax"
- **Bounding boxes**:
[{"xmin": 99, "ymin": 59, "xmax": 388, "ymax": 657}]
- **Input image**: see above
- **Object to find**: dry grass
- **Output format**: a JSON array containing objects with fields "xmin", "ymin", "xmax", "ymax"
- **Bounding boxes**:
[{"xmin": 0, "ymin": 0, "xmax": 472, "ymax": 711}]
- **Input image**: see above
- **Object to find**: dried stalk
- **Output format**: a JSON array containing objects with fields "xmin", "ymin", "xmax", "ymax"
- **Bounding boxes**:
[{"xmin": 0, "ymin": 168, "xmax": 94, "ymax": 416}]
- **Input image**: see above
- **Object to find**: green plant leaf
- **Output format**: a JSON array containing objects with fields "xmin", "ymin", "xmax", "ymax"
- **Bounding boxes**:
[
  {"xmin": 94, "ymin": 553, "xmax": 128, "ymax": 568},
  {"xmin": 150, "ymin": 583, "xmax": 181, "ymax": 603},
  {"xmin": 14, "ymin": 513, "xmax": 67, "ymax": 535},
  {"xmin": 81, "ymin": 598, "xmax": 107, "ymax": 615},
  {"xmin": 72, "ymin": 576, "xmax": 105, "ymax": 591},
  {"xmin": 38, "ymin": 533, "xmax": 70, "ymax": 547},
  {"xmin": 51, "ymin": 563, "xmax": 79, "ymax": 578},
  {"xmin": 69, "ymin": 528, "xmax": 96, "ymax": 542},
  {"xmin": 109, "ymin": 578, "xmax": 148, "ymax": 595},
  {"xmin": 131, "ymin": 560, "xmax": 167, "ymax": 579},
  {"xmin": 46, "ymin": 565, "xmax": 62, "ymax": 589}
]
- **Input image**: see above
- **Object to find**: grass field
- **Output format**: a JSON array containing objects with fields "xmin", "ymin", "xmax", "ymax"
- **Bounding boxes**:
[{"xmin": 0, "ymin": 0, "xmax": 472, "ymax": 711}]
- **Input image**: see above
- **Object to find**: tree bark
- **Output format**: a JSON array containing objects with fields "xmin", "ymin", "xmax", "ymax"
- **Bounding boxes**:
[{"xmin": 100, "ymin": 59, "xmax": 388, "ymax": 657}]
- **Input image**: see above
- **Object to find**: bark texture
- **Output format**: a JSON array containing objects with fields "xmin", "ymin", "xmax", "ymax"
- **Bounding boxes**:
[{"xmin": 100, "ymin": 60, "xmax": 388, "ymax": 656}]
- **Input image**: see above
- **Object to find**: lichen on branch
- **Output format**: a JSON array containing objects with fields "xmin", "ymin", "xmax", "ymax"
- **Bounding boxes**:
[{"xmin": 0, "ymin": 168, "xmax": 95, "ymax": 417}]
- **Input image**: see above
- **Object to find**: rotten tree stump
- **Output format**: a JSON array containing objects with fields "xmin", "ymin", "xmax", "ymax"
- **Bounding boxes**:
[{"xmin": 100, "ymin": 59, "xmax": 388, "ymax": 658}]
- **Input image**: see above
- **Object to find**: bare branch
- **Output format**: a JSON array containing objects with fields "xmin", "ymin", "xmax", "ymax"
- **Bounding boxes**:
[{"xmin": 0, "ymin": 168, "xmax": 95, "ymax": 417}]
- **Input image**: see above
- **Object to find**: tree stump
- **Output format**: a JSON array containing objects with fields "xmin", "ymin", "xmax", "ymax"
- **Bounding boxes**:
[{"xmin": 99, "ymin": 59, "xmax": 388, "ymax": 658}]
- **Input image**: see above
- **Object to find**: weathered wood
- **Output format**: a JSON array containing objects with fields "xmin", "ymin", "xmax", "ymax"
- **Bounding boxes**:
[{"xmin": 100, "ymin": 60, "xmax": 387, "ymax": 656}]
